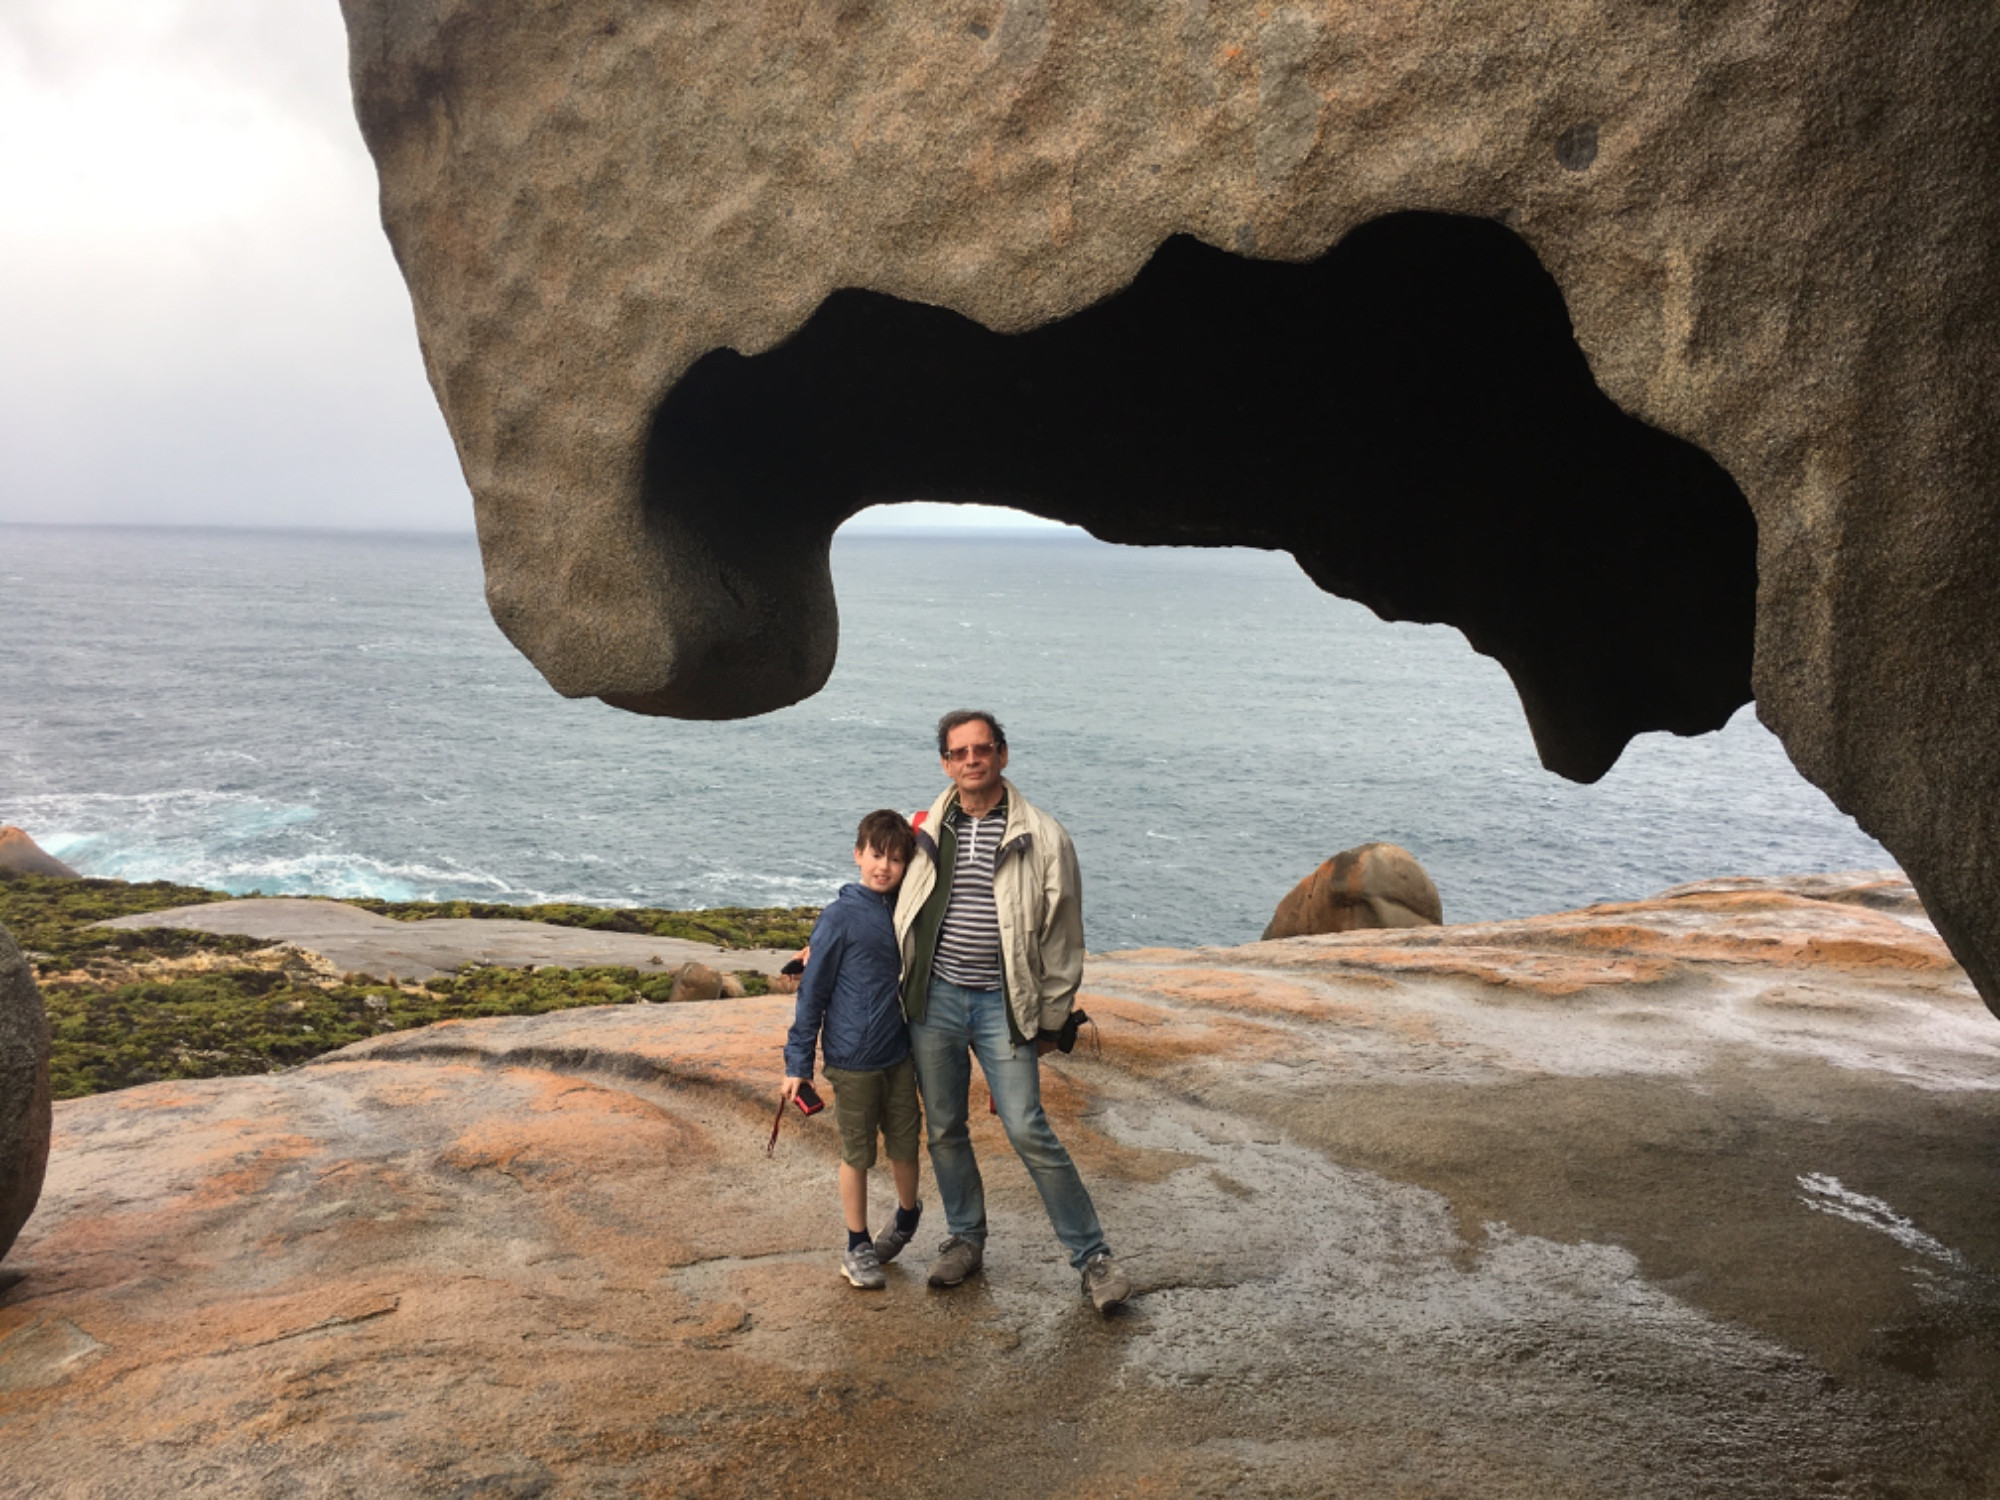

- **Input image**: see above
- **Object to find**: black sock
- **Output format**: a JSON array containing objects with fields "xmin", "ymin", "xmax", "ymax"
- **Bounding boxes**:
[
  {"xmin": 894, "ymin": 1203, "xmax": 922, "ymax": 1235},
  {"xmin": 848, "ymin": 1228, "xmax": 871, "ymax": 1252}
]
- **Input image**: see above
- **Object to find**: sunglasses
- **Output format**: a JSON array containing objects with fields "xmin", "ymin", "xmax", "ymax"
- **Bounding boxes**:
[{"xmin": 944, "ymin": 741, "xmax": 1000, "ymax": 762}]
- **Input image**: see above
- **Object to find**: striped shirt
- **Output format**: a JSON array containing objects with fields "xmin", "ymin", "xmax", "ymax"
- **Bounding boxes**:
[{"xmin": 932, "ymin": 797, "xmax": 1008, "ymax": 989}]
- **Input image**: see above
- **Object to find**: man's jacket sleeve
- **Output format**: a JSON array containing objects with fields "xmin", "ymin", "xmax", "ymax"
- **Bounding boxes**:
[
  {"xmin": 784, "ymin": 911, "xmax": 842, "ymax": 1080},
  {"xmin": 1036, "ymin": 830, "xmax": 1086, "ymax": 1032}
]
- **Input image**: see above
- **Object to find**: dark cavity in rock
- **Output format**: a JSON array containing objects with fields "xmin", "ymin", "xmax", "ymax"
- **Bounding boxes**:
[{"xmin": 644, "ymin": 211, "xmax": 1755, "ymax": 783}]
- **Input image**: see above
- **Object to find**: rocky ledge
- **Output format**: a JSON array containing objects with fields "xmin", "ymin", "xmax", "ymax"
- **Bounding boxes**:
[{"xmin": 4, "ymin": 874, "xmax": 1997, "ymax": 1496}]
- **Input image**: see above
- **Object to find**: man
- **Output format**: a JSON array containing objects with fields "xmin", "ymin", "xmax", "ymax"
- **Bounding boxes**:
[{"xmin": 894, "ymin": 710, "xmax": 1131, "ymax": 1313}]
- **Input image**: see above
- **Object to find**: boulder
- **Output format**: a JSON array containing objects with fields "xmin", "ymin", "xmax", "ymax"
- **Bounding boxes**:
[
  {"xmin": 341, "ymin": 4, "xmax": 2000, "ymax": 1014},
  {"xmin": 1263, "ymin": 842, "xmax": 1442, "ymax": 941},
  {"xmin": 667, "ymin": 961, "xmax": 724, "ymax": 1003},
  {"xmin": 0, "ymin": 925, "xmax": 52, "ymax": 1262},
  {"xmin": 0, "ymin": 829, "xmax": 77, "ymax": 881}
]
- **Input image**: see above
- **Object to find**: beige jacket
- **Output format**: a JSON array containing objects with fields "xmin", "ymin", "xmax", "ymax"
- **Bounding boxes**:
[{"xmin": 894, "ymin": 777, "xmax": 1086, "ymax": 1039}]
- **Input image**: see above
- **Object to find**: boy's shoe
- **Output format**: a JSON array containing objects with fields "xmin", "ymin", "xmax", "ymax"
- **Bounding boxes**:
[
  {"xmin": 925, "ymin": 1235, "xmax": 984, "ymax": 1288},
  {"xmin": 873, "ymin": 1218, "xmax": 918, "ymax": 1265},
  {"xmin": 842, "ymin": 1240, "xmax": 886, "ymax": 1290},
  {"xmin": 1081, "ymin": 1252, "xmax": 1130, "ymax": 1314}
]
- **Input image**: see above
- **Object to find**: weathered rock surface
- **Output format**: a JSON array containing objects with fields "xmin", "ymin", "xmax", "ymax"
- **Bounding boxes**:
[
  {"xmin": 667, "ymin": 960, "xmax": 724, "ymax": 1002},
  {"xmin": 0, "ymin": 927, "xmax": 51, "ymax": 1264},
  {"xmin": 0, "ymin": 829, "xmax": 77, "ymax": 881},
  {"xmin": 341, "ymin": 2, "xmax": 2000, "ymax": 1014},
  {"xmin": 7, "ymin": 874, "xmax": 1999, "ymax": 1494},
  {"xmin": 1263, "ymin": 840, "xmax": 1441, "ymax": 940},
  {"xmin": 97, "ymin": 897, "xmax": 799, "ymax": 981}
]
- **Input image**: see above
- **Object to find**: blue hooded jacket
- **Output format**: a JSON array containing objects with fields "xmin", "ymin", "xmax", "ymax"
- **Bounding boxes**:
[{"xmin": 783, "ymin": 882, "xmax": 908, "ymax": 1079}]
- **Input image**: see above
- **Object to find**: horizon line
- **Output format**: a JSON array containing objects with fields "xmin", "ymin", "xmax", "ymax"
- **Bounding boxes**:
[{"xmin": 0, "ymin": 518, "xmax": 1103, "ymax": 540}]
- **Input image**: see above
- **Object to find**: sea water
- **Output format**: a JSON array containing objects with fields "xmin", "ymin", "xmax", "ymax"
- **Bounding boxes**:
[{"xmin": 0, "ymin": 523, "xmax": 1887, "ymax": 951}]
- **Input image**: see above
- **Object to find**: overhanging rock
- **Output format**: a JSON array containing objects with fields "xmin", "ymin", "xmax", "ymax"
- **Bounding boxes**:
[{"xmin": 339, "ymin": 1, "xmax": 2000, "ymax": 1011}]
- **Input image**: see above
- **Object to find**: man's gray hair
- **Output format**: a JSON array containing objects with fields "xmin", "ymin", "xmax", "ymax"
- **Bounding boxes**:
[{"xmin": 935, "ymin": 710, "xmax": 1007, "ymax": 757}]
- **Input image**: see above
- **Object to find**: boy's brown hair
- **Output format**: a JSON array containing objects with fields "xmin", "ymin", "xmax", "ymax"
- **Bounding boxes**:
[{"xmin": 855, "ymin": 808, "xmax": 916, "ymax": 861}]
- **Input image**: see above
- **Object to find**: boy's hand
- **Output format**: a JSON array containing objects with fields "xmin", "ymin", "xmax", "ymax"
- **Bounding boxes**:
[{"xmin": 781, "ymin": 1076, "xmax": 805, "ymax": 1104}]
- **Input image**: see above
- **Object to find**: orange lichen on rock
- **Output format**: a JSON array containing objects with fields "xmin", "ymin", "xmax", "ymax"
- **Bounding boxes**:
[
  {"xmin": 6, "ymin": 873, "xmax": 1999, "ymax": 1494},
  {"xmin": 1262, "ymin": 842, "xmax": 1444, "ymax": 940},
  {"xmin": 1235, "ymin": 884, "xmax": 1955, "ymax": 996},
  {"xmin": 1254, "ymin": 939, "xmax": 1681, "ymax": 996}
]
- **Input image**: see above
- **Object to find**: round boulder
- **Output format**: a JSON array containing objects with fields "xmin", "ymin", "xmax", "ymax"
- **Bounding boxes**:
[
  {"xmin": 1262, "ymin": 843, "xmax": 1443, "ymax": 941},
  {"xmin": 667, "ymin": 961, "xmax": 725, "ymax": 1003},
  {"xmin": 0, "ymin": 827, "xmax": 78, "ymax": 880},
  {"xmin": 1, "ymin": 924, "xmax": 53, "ymax": 1262}
]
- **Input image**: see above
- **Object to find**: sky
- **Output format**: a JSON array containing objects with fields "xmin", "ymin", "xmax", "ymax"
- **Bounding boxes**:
[{"xmin": 0, "ymin": 1, "xmax": 1057, "ymax": 535}]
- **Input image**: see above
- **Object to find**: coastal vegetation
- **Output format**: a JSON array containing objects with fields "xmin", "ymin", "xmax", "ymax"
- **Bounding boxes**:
[
  {"xmin": 347, "ymin": 895, "xmax": 817, "ymax": 951},
  {"xmin": 0, "ymin": 875, "xmax": 810, "ymax": 1101}
]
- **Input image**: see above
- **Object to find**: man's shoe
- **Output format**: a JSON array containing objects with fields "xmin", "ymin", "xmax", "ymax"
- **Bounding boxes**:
[
  {"xmin": 925, "ymin": 1235, "xmax": 984, "ymax": 1288},
  {"xmin": 873, "ymin": 1218, "xmax": 917, "ymax": 1265},
  {"xmin": 842, "ymin": 1240, "xmax": 886, "ymax": 1290},
  {"xmin": 1081, "ymin": 1252, "xmax": 1130, "ymax": 1314}
]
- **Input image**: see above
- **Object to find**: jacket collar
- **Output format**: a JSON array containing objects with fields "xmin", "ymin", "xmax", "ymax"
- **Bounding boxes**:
[
  {"xmin": 921, "ymin": 779, "xmax": 1033, "ymax": 867},
  {"xmin": 838, "ymin": 881, "xmax": 895, "ymax": 910}
]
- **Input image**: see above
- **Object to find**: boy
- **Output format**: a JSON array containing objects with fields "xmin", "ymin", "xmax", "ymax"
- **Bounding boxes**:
[{"xmin": 782, "ymin": 809, "xmax": 925, "ymax": 1288}]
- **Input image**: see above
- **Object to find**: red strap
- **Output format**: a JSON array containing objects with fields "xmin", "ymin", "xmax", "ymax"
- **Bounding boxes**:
[{"xmin": 766, "ymin": 1096, "xmax": 786, "ymax": 1157}]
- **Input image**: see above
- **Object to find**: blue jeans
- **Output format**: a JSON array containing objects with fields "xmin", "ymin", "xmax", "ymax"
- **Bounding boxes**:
[{"xmin": 909, "ymin": 978, "xmax": 1108, "ymax": 1271}]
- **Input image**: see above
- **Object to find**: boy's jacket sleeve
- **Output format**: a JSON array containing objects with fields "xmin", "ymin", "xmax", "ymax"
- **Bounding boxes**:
[{"xmin": 784, "ymin": 909, "xmax": 843, "ymax": 1079}]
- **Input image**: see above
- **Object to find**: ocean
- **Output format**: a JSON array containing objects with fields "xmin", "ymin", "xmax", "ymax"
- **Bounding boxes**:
[{"xmin": 0, "ymin": 523, "xmax": 1888, "ymax": 951}]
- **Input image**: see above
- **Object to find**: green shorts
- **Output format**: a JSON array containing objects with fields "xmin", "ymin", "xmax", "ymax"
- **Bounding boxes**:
[{"xmin": 821, "ymin": 1056, "xmax": 921, "ymax": 1170}]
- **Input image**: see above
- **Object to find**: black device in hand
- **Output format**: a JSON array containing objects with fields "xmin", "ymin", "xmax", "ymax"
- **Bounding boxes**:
[
  {"xmin": 1038, "ymin": 1008, "xmax": 1094, "ymax": 1055},
  {"xmin": 793, "ymin": 1081, "xmax": 825, "ymax": 1115}
]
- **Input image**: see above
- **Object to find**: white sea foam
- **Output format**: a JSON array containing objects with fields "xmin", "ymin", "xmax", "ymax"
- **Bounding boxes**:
[{"xmin": 0, "ymin": 525, "xmax": 1894, "ymax": 948}]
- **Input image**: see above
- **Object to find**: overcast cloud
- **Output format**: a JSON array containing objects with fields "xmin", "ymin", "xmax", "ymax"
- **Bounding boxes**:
[{"xmin": 0, "ymin": 2, "xmax": 1053, "ymax": 534}]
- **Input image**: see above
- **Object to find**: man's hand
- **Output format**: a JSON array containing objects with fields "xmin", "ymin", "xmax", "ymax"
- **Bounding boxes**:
[
  {"xmin": 781, "ymin": 1075, "xmax": 804, "ymax": 1104},
  {"xmin": 1034, "ymin": 1035, "xmax": 1058, "ymax": 1057},
  {"xmin": 772, "ymin": 947, "xmax": 810, "ymax": 994}
]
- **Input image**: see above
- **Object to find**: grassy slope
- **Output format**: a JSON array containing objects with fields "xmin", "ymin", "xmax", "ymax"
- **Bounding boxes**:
[{"xmin": 0, "ymin": 876, "xmax": 815, "ymax": 1100}]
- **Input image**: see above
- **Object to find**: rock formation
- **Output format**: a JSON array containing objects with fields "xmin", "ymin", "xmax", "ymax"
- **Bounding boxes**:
[
  {"xmin": 339, "ymin": 3, "xmax": 2000, "ymax": 1013},
  {"xmin": 1263, "ymin": 841, "xmax": 1441, "ymax": 940},
  {"xmin": 0, "ymin": 830, "xmax": 77, "ymax": 881},
  {"xmin": 0, "ymin": 927, "xmax": 51, "ymax": 1263},
  {"xmin": 5, "ymin": 875, "xmax": 1998, "ymax": 1492},
  {"xmin": 667, "ymin": 960, "xmax": 725, "ymax": 1002}
]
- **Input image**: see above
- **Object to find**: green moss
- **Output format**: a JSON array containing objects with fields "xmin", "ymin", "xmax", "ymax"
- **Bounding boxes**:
[
  {"xmin": 344, "ymin": 897, "xmax": 818, "ymax": 952},
  {"xmin": 2, "ymin": 875, "xmax": 804, "ymax": 1101},
  {"xmin": 0, "ymin": 874, "xmax": 818, "ymax": 969},
  {"xmin": 0, "ymin": 874, "xmax": 241, "ymax": 970},
  {"xmin": 39, "ymin": 962, "xmax": 775, "ymax": 1101}
]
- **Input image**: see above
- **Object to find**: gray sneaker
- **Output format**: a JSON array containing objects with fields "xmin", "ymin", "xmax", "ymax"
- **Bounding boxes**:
[
  {"xmin": 925, "ymin": 1235, "xmax": 985, "ymax": 1288},
  {"xmin": 1081, "ymin": 1251, "xmax": 1130, "ymax": 1314},
  {"xmin": 842, "ymin": 1239, "xmax": 886, "ymax": 1290},
  {"xmin": 873, "ymin": 1211, "xmax": 920, "ymax": 1265}
]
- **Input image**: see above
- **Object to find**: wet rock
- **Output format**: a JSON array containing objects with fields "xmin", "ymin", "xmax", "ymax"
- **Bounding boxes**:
[
  {"xmin": 0, "ymin": 829, "xmax": 77, "ymax": 880},
  {"xmin": 340, "ymin": 4, "xmax": 2000, "ymax": 1015},
  {"xmin": 0, "ymin": 926, "xmax": 51, "ymax": 1263},
  {"xmin": 668, "ymin": 961, "xmax": 724, "ymax": 1002},
  {"xmin": 1262, "ymin": 841, "xmax": 1442, "ymax": 941},
  {"xmin": 6, "ymin": 873, "xmax": 1999, "ymax": 1493}
]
